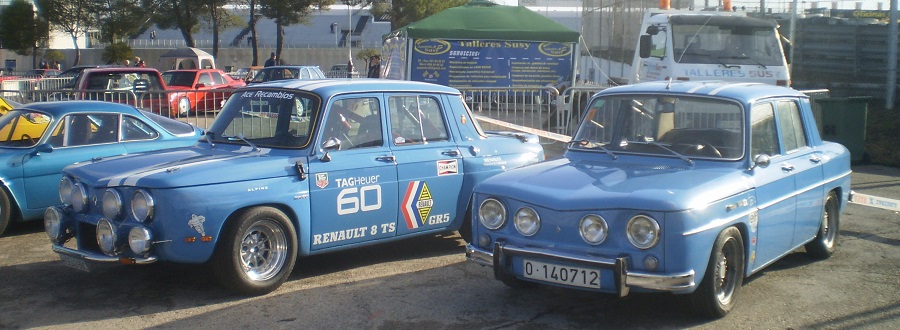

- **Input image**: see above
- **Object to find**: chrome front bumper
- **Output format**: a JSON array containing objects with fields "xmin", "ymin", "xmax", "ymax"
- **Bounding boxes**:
[
  {"xmin": 466, "ymin": 242, "xmax": 695, "ymax": 296},
  {"xmin": 52, "ymin": 244, "xmax": 158, "ymax": 265}
]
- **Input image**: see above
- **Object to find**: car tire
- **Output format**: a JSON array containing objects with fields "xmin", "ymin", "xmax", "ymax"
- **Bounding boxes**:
[
  {"xmin": 177, "ymin": 97, "xmax": 191, "ymax": 117},
  {"xmin": 805, "ymin": 191, "xmax": 840, "ymax": 260},
  {"xmin": 212, "ymin": 207, "xmax": 297, "ymax": 295},
  {"xmin": 457, "ymin": 207, "xmax": 473, "ymax": 243},
  {"xmin": 0, "ymin": 188, "xmax": 15, "ymax": 236},
  {"xmin": 690, "ymin": 226, "xmax": 744, "ymax": 319}
]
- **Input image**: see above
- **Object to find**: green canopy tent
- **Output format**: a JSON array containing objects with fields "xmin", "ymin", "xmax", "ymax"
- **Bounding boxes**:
[{"xmin": 382, "ymin": 1, "xmax": 581, "ymax": 87}]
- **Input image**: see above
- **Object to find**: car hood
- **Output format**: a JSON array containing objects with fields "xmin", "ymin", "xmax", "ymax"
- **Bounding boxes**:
[
  {"xmin": 476, "ymin": 157, "xmax": 752, "ymax": 212},
  {"xmin": 164, "ymin": 86, "xmax": 194, "ymax": 91},
  {"xmin": 65, "ymin": 146, "xmax": 298, "ymax": 188}
]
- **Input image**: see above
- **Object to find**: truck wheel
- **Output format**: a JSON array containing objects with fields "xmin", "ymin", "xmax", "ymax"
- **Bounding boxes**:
[
  {"xmin": 805, "ymin": 191, "xmax": 839, "ymax": 260},
  {"xmin": 0, "ymin": 189, "xmax": 13, "ymax": 236},
  {"xmin": 212, "ymin": 207, "xmax": 297, "ymax": 295},
  {"xmin": 690, "ymin": 226, "xmax": 744, "ymax": 319}
]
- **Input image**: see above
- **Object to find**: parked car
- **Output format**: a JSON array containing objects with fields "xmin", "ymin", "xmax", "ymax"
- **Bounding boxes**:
[
  {"xmin": 48, "ymin": 67, "xmax": 188, "ymax": 117},
  {"xmin": 20, "ymin": 69, "xmax": 62, "ymax": 78},
  {"xmin": 0, "ymin": 101, "xmax": 202, "ymax": 235},
  {"xmin": 227, "ymin": 66, "xmax": 263, "ymax": 81},
  {"xmin": 162, "ymin": 68, "xmax": 246, "ymax": 113},
  {"xmin": 326, "ymin": 64, "xmax": 360, "ymax": 78},
  {"xmin": 0, "ymin": 96, "xmax": 22, "ymax": 115},
  {"xmin": 46, "ymin": 79, "xmax": 544, "ymax": 295},
  {"xmin": 245, "ymin": 65, "xmax": 326, "ymax": 85},
  {"xmin": 466, "ymin": 81, "xmax": 851, "ymax": 318}
]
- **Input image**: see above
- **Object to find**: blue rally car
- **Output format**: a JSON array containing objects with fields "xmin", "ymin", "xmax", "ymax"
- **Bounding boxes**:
[
  {"xmin": 466, "ymin": 81, "xmax": 851, "ymax": 318},
  {"xmin": 46, "ymin": 79, "xmax": 544, "ymax": 295},
  {"xmin": 0, "ymin": 101, "xmax": 202, "ymax": 235}
]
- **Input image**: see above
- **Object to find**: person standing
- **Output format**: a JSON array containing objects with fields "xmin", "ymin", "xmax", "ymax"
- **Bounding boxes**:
[
  {"xmin": 134, "ymin": 56, "xmax": 141, "ymax": 67},
  {"xmin": 264, "ymin": 52, "xmax": 277, "ymax": 67},
  {"xmin": 346, "ymin": 59, "xmax": 354, "ymax": 78},
  {"xmin": 367, "ymin": 55, "xmax": 381, "ymax": 78}
]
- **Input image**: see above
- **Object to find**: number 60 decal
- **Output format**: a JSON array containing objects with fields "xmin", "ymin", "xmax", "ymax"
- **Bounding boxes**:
[{"xmin": 337, "ymin": 185, "xmax": 382, "ymax": 215}]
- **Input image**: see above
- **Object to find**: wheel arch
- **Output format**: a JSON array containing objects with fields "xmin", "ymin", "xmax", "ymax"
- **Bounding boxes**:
[{"xmin": 214, "ymin": 202, "xmax": 304, "ymax": 253}]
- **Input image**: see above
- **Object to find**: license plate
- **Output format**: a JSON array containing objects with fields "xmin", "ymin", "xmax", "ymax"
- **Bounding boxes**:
[
  {"xmin": 59, "ymin": 254, "xmax": 90, "ymax": 272},
  {"xmin": 523, "ymin": 259, "xmax": 600, "ymax": 289}
]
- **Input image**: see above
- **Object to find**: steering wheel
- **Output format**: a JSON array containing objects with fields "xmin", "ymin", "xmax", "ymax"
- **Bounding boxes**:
[
  {"xmin": 672, "ymin": 139, "xmax": 722, "ymax": 158},
  {"xmin": 21, "ymin": 134, "xmax": 36, "ymax": 145}
]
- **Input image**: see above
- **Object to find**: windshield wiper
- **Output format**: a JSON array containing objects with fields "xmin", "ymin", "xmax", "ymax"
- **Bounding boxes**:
[
  {"xmin": 699, "ymin": 54, "xmax": 740, "ymax": 69},
  {"xmin": 571, "ymin": 140, "xmax": 617, "ymax": 160},
  {"xmin": 234, "ymin": 134, "xmax": 259, "ymax": 152},
  {"xmin": 722, "ymin": 55, "xmax": 768, "ymax": 69},
  {"xmin": 639, "ymin": 141, "xmax": 694, "ymax": 166}
]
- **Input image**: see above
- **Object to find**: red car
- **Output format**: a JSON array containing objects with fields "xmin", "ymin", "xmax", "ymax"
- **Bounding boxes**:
[
  {"xmin": 62, "ymin": 67, "xmax": 184, "ymax": 117},
  {"xmin": 162, "ymin": 68, "xmax": 246, "ymax": 114}
]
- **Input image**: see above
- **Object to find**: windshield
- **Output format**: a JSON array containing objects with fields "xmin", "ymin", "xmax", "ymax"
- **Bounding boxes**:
[
  {"xmin": 208, "ymin": 89, "xmax": 320, "ymax": 148},
  {"xmin": 572, "ymin": 95, "xmax": 744, "ymax": 160},
  {"xmin": 162, "ymin": 71, "xmax": 196, "ymax": 87},
  {"xmin": 249, "ymin": 68, "xmax": 300, "ymax": 83},
  {"xmin": 0, "ymin": 109, "xmax": 53, "ymax": 148},
  {"xmin": 672, "ymin": 23, "xmax": 783, "ymax": 66}
]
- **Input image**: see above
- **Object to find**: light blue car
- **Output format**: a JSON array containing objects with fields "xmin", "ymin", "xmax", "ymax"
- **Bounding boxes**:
[
  {"xmin": 0, "ymin": 101, "xmax": 202, "ymax": 235},
  {"xmin": 466, "ymin": 81, "xmax": 851, "ymax": 318},
  {"xmin": 45, "ymin": 79, "xmax": 544, "ymax": 295}
]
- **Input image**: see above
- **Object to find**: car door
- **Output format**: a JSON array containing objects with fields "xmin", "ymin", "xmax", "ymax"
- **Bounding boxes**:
[
  {"xmin": 749, "ymin": 101, "xmax": 798, "ymax": 271},
  {"xmin": 306, "ymin": 96, "xmax": 399, "ymax": 251},
  {"xmin": 23, "ymin": 113, "xmax": 126, "ymax": 212},
  {"xmin": 386, "ymin": 94, "xmax": 464, "ymax": 235},
  {"xmin": 774, "ymin": 99, "xmax": 825, "ymax": 246}
]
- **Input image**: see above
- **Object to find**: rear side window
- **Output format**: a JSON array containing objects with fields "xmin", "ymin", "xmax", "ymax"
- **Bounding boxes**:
[
  {"xmin": 139, "ymin": 110, "xmax": 196, "ymax": 135},
  {"xmin": 388, "ymin": 95, "xmax": 449, "ymax": 145}
]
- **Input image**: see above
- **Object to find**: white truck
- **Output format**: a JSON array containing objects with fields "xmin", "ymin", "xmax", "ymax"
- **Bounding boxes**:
[{"xmin": 631, "ymin": 9, "xmax": 791, "ymax": 86}]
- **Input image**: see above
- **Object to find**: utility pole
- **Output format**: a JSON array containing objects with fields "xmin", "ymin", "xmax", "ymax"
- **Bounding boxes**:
[{"xmin": 888, "ymin": 0, "xmax": 898, "ymax": 109}]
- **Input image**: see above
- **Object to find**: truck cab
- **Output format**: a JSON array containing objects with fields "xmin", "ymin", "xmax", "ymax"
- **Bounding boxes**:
[{"xmin": 632, "ymin": 10, "xmax": 790, "ymax": 86}]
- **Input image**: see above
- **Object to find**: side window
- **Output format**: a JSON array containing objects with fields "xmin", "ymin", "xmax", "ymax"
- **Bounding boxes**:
[
  {"xmin": 198, "ymin": 73, "xmax": 213, "ymax": 86},
  {"xmin": 300, "ymin": 69, "xmax": 311, "ymax": 79},
  {"xmin": 88, "ymin": 113, "xmax": 120, "ymax": 144},
  {"xmin": 650, "ymin": 30, "xmax": 667, "ymax": 58},
  {"xmin": 122, "ymin": 115, "xmax": 160, "ymax": 141},
  {"xmin": 750, "ymin": 102, "xmax": 780, "ymax": 157},
  {"xmin": 775, "ymin": 100, "xmax": 807, "ymax": 153},
  {"xmin": 388, "ymin": 95, "xmax": 448, "ymax": 145},
  {"xmin": 211, "ymin": 72, "xmax": 226, "ymax": 85},
  {"xmin": 322, "ymin": 97, "xmax": 382, "ymax": 150},
  {"xmin": 50, "ymin": 114, "xmax": 99, "ymax": 147}
]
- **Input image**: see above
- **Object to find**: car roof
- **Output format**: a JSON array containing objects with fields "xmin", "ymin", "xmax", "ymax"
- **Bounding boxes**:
[
  {"xmin": 247, "ymin": 78, "xmax": 461, "ymax": 96},
  {"xmin": 82, "ymin": 67, "xmax": 162, "ymax": 74},
  {"xmin": 262, "ymin": 65, "xmax": 322, "ymax": 70},
  {"xmin": 598, "ymin": 80, "xmax": 807, "ymax": 102},
  {"xmin": 16, "ymin": 101, "xmax": 143, "ymax": 115}
]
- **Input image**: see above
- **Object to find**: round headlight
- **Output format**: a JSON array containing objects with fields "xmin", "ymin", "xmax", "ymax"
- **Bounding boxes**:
[
  {"xmin": 130, "ymin": 189, "xmax": 154, "ymax": 222},
  {"xmin": 579, "ymin": 214, "xmax": 609, "ymax": 245},
  {"xmin": 514, "ymin": 207, "xmax": 540, "ymax": 236},
  {"xmin": 44, "ymin": 207, "xmax": 63, "ymax": 241},
  {"xmin": 96, "ymin": 219, "xmax": 118, "ymax": 255},
  {"xmin": 478, "ymin": 198, "xmax": 506, "ymax": 230},
  {"xmin": 71, "ymin": 183, "xmax": 88, "ymax": 212},
  {"xmin": 102, "ymin": 189, "xmax": 123, "ymax": 220},
  {"xmin": 59, "ymin": 177, "xmax": 74, "ymax": 204},
  {"xmin": 627, "ymin": 215, "xmax": 660, "ymax": 249},
  {"xmin": 128, "ymin": 226, "xmax": 152, "ymax": 254}
]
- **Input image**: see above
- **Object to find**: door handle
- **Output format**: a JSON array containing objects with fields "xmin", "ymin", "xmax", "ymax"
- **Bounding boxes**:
[
  {"xmin": 442, "ymin": 150, "xmax": 460, "ymax": 157},
  {"xmin": 376, "ymin": 155, "xmax": 396, "ymax": 163},
  {"xmin": 809, "ymin": 155, "xmax": 822, "ymax": 163},
  {"xmin": 781, "ymin": 163, "xmax": 795, "ymax": 172}
]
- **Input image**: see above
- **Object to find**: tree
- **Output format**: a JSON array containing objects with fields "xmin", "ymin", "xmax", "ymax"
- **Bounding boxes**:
[
  {"xmin": 200, "ymin": 0, "xmax": 244, "ymax": 59},
  {"xmin": 102, "ymin": 42, "xmax": 134, "ymax": 65},
  {"xmin": 96, "ymin": 0, "xmax": 155, "ymax": 44},
  {"xmin": 390, "ymin": 0, "xmax": 467, "ymax": 30},
  {"xmin": 35, "ymin": 0, "xmax": 97, "ymax": 67},
  {"xmin": 154, "ymin": 0, "xmax": 205, "ymax": 48},
  {"xmin": 259, "ymin": 0, "xmax": 332, "ymax": 61},
  {"xmin": 0, "ymin": 0, "xmax": 48, "ymax": 63}
]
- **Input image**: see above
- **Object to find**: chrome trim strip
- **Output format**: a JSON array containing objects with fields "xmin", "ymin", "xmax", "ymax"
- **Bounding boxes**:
[{"xmin": 51, "ymin": 244, "xmax": 157, "ymax": 265}]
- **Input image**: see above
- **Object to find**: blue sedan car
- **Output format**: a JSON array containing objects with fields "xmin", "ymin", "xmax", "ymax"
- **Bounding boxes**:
[
  {"xmin": 467, "ymin": 81, "xmax": 851, "ymax": 318},
  {"xmin": 45, "ymin": 79, "xmax": 543, "ymax": 295},
  {"xmin": 0, "ymin": 101, "xmax": 202, "ymax": 235}
]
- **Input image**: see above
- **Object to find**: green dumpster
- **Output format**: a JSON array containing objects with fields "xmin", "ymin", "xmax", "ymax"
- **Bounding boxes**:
[{"xmin": 814, "ymin": 97, "xmax": 868, "ymax": 164}]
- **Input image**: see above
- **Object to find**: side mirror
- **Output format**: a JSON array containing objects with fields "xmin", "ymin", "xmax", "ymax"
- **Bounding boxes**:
[
  {"xmin": 320, "ymin": 137, "xmax": 341, "ymax": 162},
  {"xmin": 194, "ymin": 83, "xmax": 206, "ymax": 89},
  {"xmin": 750, "ymin": 154, "xmax": 771, "ymax": 170},
  {"xmin": 646, "ymin": 25, "xmax": 660, "ymax": 35},
  {"xmin": 34, "ymin": 143, "xmax": 53, "ymax": 154},
  {"xmin": 639, "ymin": 35, "xmax": 652, "ymax": 59}
]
